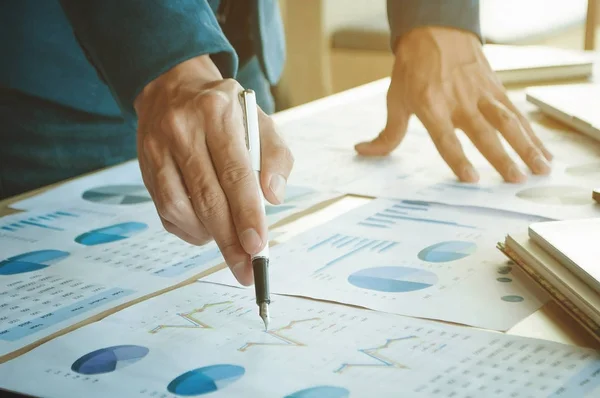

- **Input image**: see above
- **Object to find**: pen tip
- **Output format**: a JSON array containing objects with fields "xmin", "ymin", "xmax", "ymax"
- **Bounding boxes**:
[{"xmin": 259, "ymin": 302, "xmax": 270, "ymax": 331}]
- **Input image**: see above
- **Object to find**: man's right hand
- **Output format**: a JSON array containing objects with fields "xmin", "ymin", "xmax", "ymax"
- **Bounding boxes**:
[{"xmin": 134, "ymin": 55, "xmax": 294, "ymax": 286}]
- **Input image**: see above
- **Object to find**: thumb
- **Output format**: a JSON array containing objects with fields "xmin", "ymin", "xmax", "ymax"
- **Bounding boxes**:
[
  {"xmin": 258, "ymin": 110, "xmax": 295, "ymax": 205},
  {"xmin": 355, "ymin": 86, "xmax": 411, "ymax": 156}
]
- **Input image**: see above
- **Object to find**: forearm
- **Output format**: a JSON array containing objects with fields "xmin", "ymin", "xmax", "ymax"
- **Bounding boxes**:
[
  {"xmin": 59, "ymin": 0, "xmax": 237, "ymax": 118},
  {"xmin": 386, "ymin": 0, "xmax": 482, "ymax": 50}
]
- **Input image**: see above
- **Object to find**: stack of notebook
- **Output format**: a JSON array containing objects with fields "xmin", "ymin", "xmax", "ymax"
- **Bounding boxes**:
[{"xmin": 498, "ymin": 216, "xmax": 600, "ymax": 342}]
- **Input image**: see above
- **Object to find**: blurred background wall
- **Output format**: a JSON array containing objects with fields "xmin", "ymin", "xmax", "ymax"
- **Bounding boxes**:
[{"xmin": 275, "ymin": 0, "xmax": 599, "ymax": 111}]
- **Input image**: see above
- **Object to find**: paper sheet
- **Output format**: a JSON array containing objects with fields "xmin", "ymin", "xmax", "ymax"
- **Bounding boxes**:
[
  {"xmin": 0, "ymin": 282, "xmax": 598, "ymax": 397},
  {"xmin": 343, "ymin": 160, "xmax": 600, "ymax": 220},
  {"xmin": 206, "ymin": 198, "xmax": 551, "ymax": 331},
  {"xmin": 0, "ymin": 182, "xmax": 337, "ymax": 359}
]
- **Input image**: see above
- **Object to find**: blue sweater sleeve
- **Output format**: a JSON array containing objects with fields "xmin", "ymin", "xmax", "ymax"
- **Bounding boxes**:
[
  {"xmin": 59, "ymin": 0, "xmax": 237, "ymax": 118},
  {"xmin": 386, "ymin": 0, "xmax": 482, "ymax": 50}
]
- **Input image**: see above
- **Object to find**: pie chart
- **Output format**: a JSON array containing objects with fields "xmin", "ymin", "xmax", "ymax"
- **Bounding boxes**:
[
  {"xmin": 348, "ymin": 266, "xmax": 437, "ymax": 293},
  {"xmin": 75, "ymin": 222, "xmax": 148, "ymax": 246},
  {"xmin": 565, "ymin": 163, "xmax": 600, "ymax": 178},
  {"xmin": 285, "ymin": 386, "xmax": 350, "ymax": 398},
  {"xmin": 0, "ymin": 250, "xmax": 70, "ymax": 275},
  {"xmin": 71, "ymin": 345, "xmax": 149, "ymax": 375},
  {"xmin": 82, "ymin": 185, "xmax": 151, "ymax": 205},
  {"xmin": 515, "ymin": 186, "xmax": 593, "ymax": 206},
  {"xmin": 167, "ymin": 364, "xmax": 245, "ymax": 396},
  {"xmin": 418, "ymin": 241, "xmax": 477, "ymax": 263}
]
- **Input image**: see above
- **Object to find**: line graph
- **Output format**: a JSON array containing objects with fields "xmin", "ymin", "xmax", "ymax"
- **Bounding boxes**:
[
  {"xmin": 149, "ymin": 301, "xmax": 232, "ymax": 334},
  {"xmin": 238, "ymin": 318, "xmax": 320, "ymax": 352},
  {"xmin": 334, "ymin": 336, "xmax": 417, "ymax": 374}
]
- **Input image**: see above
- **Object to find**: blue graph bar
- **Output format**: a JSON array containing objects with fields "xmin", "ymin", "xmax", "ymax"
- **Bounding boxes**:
[
  {"xmin": 401, "ymin": 200, "xmax": 430, "ymax": 207},
  {"xmin": 435, "ymin": 182, "xmax": 493, "ymax": 193},
  {"xmin": 10, "ymin": 224, "xmax": 22, "ymax": 228},
  {"xmin": 19, "ymin": 221, "xmax": 64, "ymax": 231},
  {"xmin": 1, "ymin": 226, "xmax": 15, "ymax": 232},
  {"xmin": 55, "ymin": 211, "xmax": 78, "ymax": 217},
  {"xmin": 47, "ymin": 214, "xmax": 59, "ymax": 219},
  {"xmin": 366, "ymin": 217, "xmax": 394, "ymax": 224},
  {"xmin": 334, "ymin": 236, "xmax": 355, "ymax": 248},
  {"xmin": 382, "ymin": 209, "xmax": 407, "ymax": 215},
  {"xmin": 337, "ymin": 237, "xmax": 360, "ymax": 248},
  {"xmin": 38, "ymin": 216, "xmax": 51, "ymax": 221},
  {"xmin": 307, "ymin": 234, "xmax": 341, "ymax": 251},
  {"xmin": 378, "ymin": 242, "xmax": 398, "ymax": 252},
  {"xmin": 314, "ymin": 239, "xmax": 377, "ymax": 274},
  {"xmin": 381, "ymin": 215, "xmax": 475, "ymax": 229},
  {"xmin": 358, "ymin": 222, "xmax": 389, "ymax": 229},
  {"xmin": 370, "ymin": 241, "xmax": 388, "ymax": 251},
  {"xmin": 391, "ymin": 204, "xmax": 426, "ymax": 212}
]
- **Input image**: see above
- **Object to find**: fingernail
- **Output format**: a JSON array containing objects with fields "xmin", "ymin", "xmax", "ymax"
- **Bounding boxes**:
[
  {"xmin": 462, "ymin": 166, "xmax": 479, "ymax": 182},
  {"xmin": 269, "ymin": 174, "xmax": 287, "ymax": 204},
  {"xmin": 240, "ymin": 228, "xmax": 262, "ymax": 254},
  {"xmin": 532, "ymin": 155, "xmax": 551, "ymax": 174},
  {"xmin": 231, "ymin": 262, "xmax": 246, "ymax": 281},
  {"xmin": 507, "ymin": 164, "xmax": 526, "ymax": 182}
]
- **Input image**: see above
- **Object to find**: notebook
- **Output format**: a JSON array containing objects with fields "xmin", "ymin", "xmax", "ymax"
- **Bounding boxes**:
[
  {"xmin": 526, "ymin": 83, "xmax": 600, "ymax": 142},
  {"xmin": 484, "ymin": 44, "xmax": 594, "ymax": 84},
  {"xmin": 528, "ymin": 218, "xmax": 600, "ymax": 293},
  {"xmin": 498, "ymin": 217, "xmax": 600, "ymax": 342}
]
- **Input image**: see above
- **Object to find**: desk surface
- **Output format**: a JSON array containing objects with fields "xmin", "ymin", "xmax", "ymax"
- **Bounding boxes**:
[{"xmin": 2, "ymin": 69, "xmax": 600, "ymax": 357}]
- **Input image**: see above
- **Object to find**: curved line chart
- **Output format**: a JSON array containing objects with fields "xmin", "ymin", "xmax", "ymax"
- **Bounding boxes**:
[
  {"xmin": 149, "ymin": 301, "xmax": 232, "ymax": 334},
  {"xmin": 334, "ymin": 336, "xmax": 417, "ymax": 374},
  {"xmin": 238, "ymin": 318, "xmax": 321, "ymax": 352}
]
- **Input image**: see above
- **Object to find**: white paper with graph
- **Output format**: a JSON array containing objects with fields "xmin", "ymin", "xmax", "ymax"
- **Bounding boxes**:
[
  {"xmin": 206, "ymin": 198, "xmax": 551, "ymax": 330},
  {"xmin": 0, "ymin": 282, "xmax": 598, "ymax": 397},
  {"xmin": 8, "ymin": 159, "xmax": 338, "ymax": 226},
  {"xmin": 343, "ymin": 160, "xmax": 600, "ymax": 220}
]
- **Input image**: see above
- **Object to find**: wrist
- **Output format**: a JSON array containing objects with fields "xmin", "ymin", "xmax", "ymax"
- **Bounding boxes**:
[
  {"xmin": 394, "ymin": 26, "xmax": 481, "ymax": 61},
  {"xmin": 134, "ymin": 54, "xmax": 223, "ymax": 113}
]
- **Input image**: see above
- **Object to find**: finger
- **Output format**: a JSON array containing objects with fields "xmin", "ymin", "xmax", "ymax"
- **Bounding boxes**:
[
  {"xmin": 161, "ymin": 218, "xmax": 211, "ymax": 246},
  {"xmin": 178, "ymin": 145, "xmax": 253, "ymax": 286},
  {"xmin": 496, "ymin": 92, "xmax": 553, "ymax": 161},
  {"xmin": 415, "ymin": 101, "xmax": 479, "ymax": 182},
  {"xmin": 163, "ymin": 100, "xmax": 253, "ymax": 286},
  {"xmin": 478, "ymin": 97, "xmax": 551, "ymax": 176},
  {"xmin": 460, "ymin": 113, "xmax": 526, "ymax": 183},
  {"xmin": 205, "ymin": 89, "xmax": 267, "ymax": 258},
  {"xmin": 257, "ymin": 110, "xmax": 294, "ymax": 205},
  {"xmin": 355, "ymin": 81, "xmax": 411, "ymax": 156},
  {"xmin": 143, "ymin": 139, "xmax": 210, "ymax": 242}
]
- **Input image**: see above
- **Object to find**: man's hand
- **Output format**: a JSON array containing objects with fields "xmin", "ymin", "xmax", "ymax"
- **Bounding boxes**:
[
  {"xmin": 134, "ymin": 55, "xmax": 293, "ymax": 286},
  {"xmin": 356, "ymin": 26, "xmax": 552, "ymax": 183}
]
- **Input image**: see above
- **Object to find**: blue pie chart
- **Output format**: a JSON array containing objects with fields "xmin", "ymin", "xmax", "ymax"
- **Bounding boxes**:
[
  {"xmin": 348, "ymin": 266, "xmax": 437, "ymax": 292},
  {"xmin": 71, "ymin": 345, "xmax": 149, "ymax": 375},
  {"xmin": 285, "ymin": 386, "xmax": 350, "ymax": 398},
  {"xmin": 167, "ymin": 364, "xmax": 245, "ymax": 396},
  {"xmin": 417, "ymin": 241, "xmax": 477, "ymax": 263},
  {"xmin": 0, "ymin": 250, "xmax": 70, "ymax": 275},
  {"xmin": 75, "ymin": 222, "xmax": 148, "ymax": 246}
]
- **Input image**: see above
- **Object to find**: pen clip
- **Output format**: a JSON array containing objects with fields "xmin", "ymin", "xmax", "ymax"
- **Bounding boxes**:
[{"xmin": 239, "ymin": 89, "xmax": 261, "ymax": 171}]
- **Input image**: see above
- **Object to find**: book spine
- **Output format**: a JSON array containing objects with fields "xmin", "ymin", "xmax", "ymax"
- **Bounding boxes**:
[{"xmin": 497, "ymin": 242, "xmax": 600, "ymax": 342}]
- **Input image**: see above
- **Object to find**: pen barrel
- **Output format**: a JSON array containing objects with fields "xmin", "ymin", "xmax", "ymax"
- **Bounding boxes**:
[{"xmin": 252, "ymin": 257, "xmax": 270, "ymax": 305}]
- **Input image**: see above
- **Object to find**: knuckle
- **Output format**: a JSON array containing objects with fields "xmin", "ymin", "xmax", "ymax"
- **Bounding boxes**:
[
  {"xmin": 195, "ymin": 89, "xmax": 231, "ymax": 114},
  {"xmin": 156, "ymin": 194, "xmax": 189, "ymax": 223},
  {"xmin": 191, "ymin": 185, "xmax": 227, "ymax": 221},
  {"xmin": 497, "ymin": 108, "xmax": 518, "ymax": 131},
  {"xmin": 161, "ymin": 109, "xmax": 186, "ymax": 134},
  {"xmin": 220, "ymin": 162, "xmax": 253, "ymax": 188}
]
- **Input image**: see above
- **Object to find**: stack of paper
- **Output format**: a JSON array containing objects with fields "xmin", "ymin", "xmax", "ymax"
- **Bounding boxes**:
[{"xmin": 499, "ymin": 218, "xmax": 600, "ymax": 342}]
